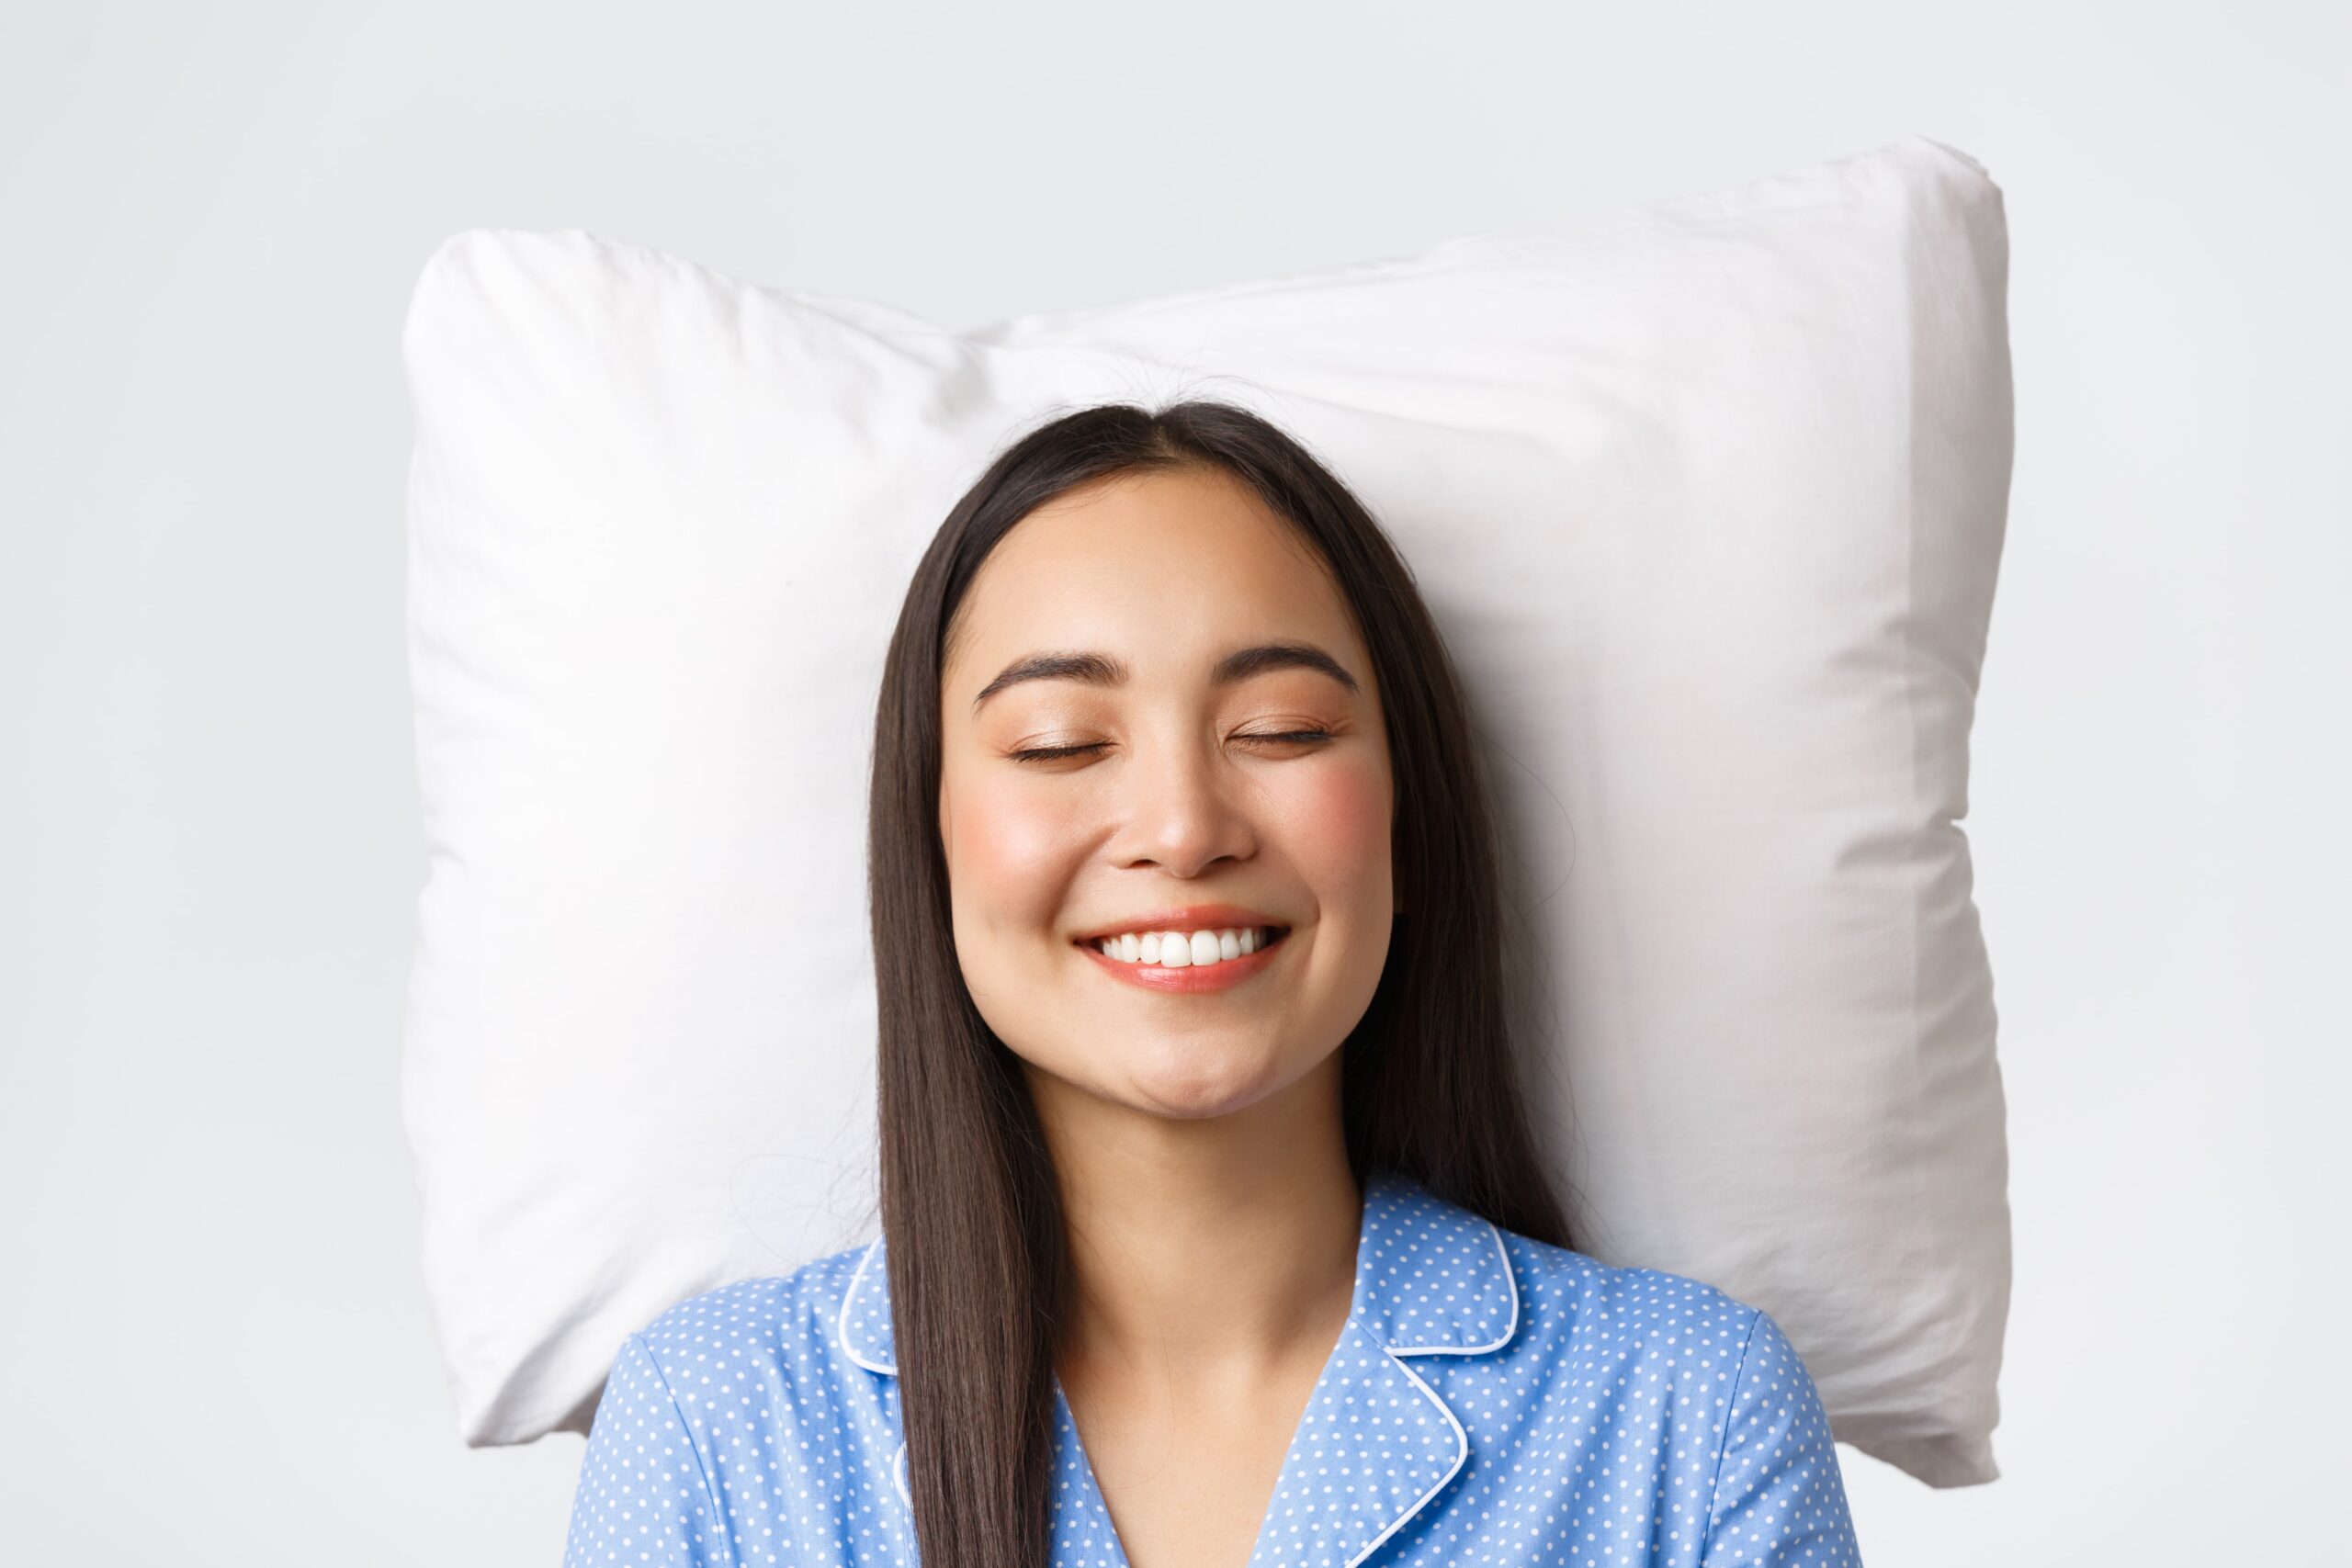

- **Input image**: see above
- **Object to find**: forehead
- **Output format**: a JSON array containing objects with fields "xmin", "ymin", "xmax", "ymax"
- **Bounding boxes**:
[{"xmin": 944, "ymin": 466, "xmax": 1361, "ymax": 695}]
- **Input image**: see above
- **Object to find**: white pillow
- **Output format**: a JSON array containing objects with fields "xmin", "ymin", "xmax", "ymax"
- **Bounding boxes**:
[{"xmin": 401, "ymin": 132, "xmax": 2013, "ymax": 1489}]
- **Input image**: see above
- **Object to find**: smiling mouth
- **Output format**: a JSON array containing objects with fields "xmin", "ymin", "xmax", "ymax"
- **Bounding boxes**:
[{"xmin": 1073, "ymin": 924, "xmax": 1292, "ymax": 966}]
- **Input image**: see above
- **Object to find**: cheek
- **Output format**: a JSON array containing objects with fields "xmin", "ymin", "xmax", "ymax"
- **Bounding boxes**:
[
  {"xmin": 1278, "ymin": 757, "xmax": 1395, "ymax": 897},
  {"xmin": 943, "ymin": 777, "xmax": 1077, "ymax": 930}
]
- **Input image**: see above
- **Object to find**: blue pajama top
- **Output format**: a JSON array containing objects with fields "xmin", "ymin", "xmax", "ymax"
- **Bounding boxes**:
[{"xmin": 563, "ymin": 1170, "xmax": 1862, "ymax": 1566}]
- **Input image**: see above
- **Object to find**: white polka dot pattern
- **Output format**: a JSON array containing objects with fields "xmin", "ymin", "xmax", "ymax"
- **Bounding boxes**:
[
  {"xmin": 562, "ymin": 1334, "xmax": 732, "ymax": 1565},
  {"xmin": 563, "ymin": 1172, "xmax": 1862, "ymax": 1566}
]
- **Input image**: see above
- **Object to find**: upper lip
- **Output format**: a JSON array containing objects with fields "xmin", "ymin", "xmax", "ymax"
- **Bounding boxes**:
[{"xmin": 1072, "ymin": 904, "xmax": 1292, "ymax": 942}]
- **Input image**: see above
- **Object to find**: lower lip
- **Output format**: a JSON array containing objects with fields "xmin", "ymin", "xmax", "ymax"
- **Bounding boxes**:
[{"xmin": 1074, "ymin": 930, "xmax": 1293, "ymax": 993}]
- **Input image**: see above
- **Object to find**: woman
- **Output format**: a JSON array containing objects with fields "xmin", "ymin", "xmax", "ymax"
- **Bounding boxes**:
[{"xmin": 565, "ymin": 400, "xmax": 1862, "ymax": 1568}]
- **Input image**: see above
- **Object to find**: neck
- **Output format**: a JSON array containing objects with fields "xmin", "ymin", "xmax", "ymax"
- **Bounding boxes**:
[{"xmin": 1024, "ymin": 1051, "xmax": 1361, "ymax": 1383}]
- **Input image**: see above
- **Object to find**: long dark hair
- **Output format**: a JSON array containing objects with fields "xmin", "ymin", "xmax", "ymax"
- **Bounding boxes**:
[{"xmin": 865, "ymin": 397, "xmax": 1571, "ymax": 1568}]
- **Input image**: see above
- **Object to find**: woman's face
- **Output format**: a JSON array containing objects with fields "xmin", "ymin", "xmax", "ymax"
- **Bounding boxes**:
[{"xmin": 937, "ymin": 464, "xmax": 1396, "ymax": 1122}]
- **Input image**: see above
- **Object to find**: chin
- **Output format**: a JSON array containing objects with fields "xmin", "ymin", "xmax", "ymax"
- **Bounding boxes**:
[{"xmin": 1114, "ymin": 1040, "xmax": 1289, "ymax": 1120}]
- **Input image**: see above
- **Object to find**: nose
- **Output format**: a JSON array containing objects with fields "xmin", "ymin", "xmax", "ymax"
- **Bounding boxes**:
[{"xmin": 1110, "ymin": 739, "xmax": 1258, "ymax": 876}]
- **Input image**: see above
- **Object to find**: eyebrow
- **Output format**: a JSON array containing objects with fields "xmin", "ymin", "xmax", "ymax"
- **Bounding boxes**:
[{"xmin": 970, "ymin": 641, "xmax": 1362, "ymax": 713}]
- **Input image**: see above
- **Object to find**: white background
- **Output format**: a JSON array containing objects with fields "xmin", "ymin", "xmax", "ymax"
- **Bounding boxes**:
[{"xmin": 4, "ymin": 2, "xmax": 2346, "ymax": 1562}]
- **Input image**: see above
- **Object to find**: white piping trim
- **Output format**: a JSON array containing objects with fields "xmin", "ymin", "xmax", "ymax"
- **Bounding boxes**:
[
  {"xmin": 839, "ymin": 1242, "xmax": 912, "ymax": 1510},
  {"xmin": 836, "ymin": 1237, "xmax": 897, "ymax": 1375},
  {"xmin": 846, "ymin": 1200, "xmax": 1514, "ymax": 1535},
  {"xmin": 1380, "ymin": 1217, "xmax": 1521, "ymax": 1357},
  {"xmin": 1345, "ymin": 1342, "xmax": 1472, "ymax": 1568}
]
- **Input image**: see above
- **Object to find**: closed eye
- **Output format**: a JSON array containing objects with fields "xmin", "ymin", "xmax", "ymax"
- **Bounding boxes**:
[{"xmin": 1010, "ymin": 729, "xmax": 1336, "ymax": 764}]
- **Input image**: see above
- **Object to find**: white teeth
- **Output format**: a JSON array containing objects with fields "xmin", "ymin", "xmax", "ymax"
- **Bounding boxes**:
[{"xmin": 1089, "ymin": 927, "xmax": 1283, "ymax": 966}]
